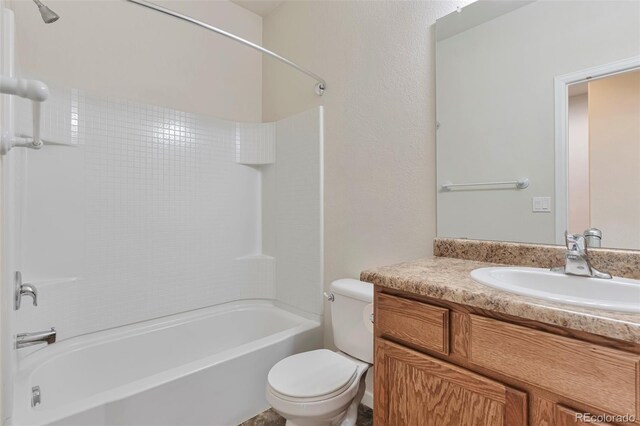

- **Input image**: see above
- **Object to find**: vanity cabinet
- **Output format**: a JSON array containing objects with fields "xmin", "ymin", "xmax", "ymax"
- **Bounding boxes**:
[
  {"xmin": 374, "ymin": 289, "xmax": 640, "ymax": 426},
  {"xmin": 555, "ymin": 406, "xmax": 614, "ymax": 426},
  {"xmin": 375, "ymin": 338, "xmax": 527, "ymax": 425}
]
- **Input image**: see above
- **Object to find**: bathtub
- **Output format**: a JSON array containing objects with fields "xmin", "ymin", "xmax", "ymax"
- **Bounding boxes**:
[{"xmin": 12, "ymin": 300, "xmax": 322, "ymax": 426}]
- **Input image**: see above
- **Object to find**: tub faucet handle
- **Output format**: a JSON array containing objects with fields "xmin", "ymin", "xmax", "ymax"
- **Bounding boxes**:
[{"xmin": 15, "ymin": 271, "xmax": 38, "ymax": 310}]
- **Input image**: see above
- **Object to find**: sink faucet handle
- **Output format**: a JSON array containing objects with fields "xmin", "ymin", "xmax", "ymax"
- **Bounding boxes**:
[
  {"xmin": 565, "ymin": 232, "xmax": 586, "ymax": 252},
  {"xmin": 559, "ymin": 231, "xmax": 612, "ymax": 279}
]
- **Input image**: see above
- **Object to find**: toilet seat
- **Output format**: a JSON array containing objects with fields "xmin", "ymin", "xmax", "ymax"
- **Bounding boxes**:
[{"xmin": 267, "ymin": 349, "xmax": 358, "ymax": 402}]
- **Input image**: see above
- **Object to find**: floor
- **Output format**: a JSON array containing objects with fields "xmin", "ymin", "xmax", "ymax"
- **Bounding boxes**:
[{"xmin": 241, "ymin": 404, "xmax": 373, "ymax": 426}]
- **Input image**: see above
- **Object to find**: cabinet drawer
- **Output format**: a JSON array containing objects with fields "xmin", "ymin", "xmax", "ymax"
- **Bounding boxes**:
[
  {"xmin": 468, "ymin": 315, "xmax": 640, "ymax": 418},
  {"xmin": 376, "ymin": 293, "xmax": 449, "ymax": 355}
]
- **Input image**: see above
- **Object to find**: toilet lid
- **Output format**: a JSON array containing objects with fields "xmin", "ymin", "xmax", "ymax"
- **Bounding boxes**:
[{"xmin": 268, "ymin": 350, "xmax": 358, "ymax": 399}]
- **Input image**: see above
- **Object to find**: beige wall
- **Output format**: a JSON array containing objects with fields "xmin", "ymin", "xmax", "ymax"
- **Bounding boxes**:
[
  {"xmin": 589, "ymin": 71, "xmax": 640, "ymax": 249},
  {"xmin": 262, "ymin": 2, "xmax": 468, "ymax": 400},
  {"xmin": 8, "ymin": 0, "xmax": 263, "ymax": 122},
  {"xmin": 568, "ymin": 93, "xmax": 590, "ymax": 233}
]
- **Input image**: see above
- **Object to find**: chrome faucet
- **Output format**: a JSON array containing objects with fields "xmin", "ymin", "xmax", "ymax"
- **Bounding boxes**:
[
  {"xmin": 584, "ymin": 227, "xmax": 603, "ymax": 248},
  {"xmin": 15, "ymin": 271, "xmax": 38, "ymax": 310},
  {"xmin": 553, "ymin": 232, "xmax": 611, "ymax": 279},
  {"xmin": 16, "ymin": 328, "xmax": 56, "ymax": 349}
]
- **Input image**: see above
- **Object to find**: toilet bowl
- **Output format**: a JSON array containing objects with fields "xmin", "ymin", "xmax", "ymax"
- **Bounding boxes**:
[
  {"xmin": 266, "ymin": 279, "xmax": 373, "ymax": 426},
  {"xmin": 266, "ymin": 350, "xmax": 369, "ymax": 426}
]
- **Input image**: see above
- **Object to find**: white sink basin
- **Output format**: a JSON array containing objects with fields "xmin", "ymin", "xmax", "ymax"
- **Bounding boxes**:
[{"xmin": 470, "ymin": 267, "xmax": 640, "ymax": 313}]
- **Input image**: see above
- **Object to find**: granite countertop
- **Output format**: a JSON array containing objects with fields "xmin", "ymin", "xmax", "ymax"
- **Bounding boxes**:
[{"xmin": 361, "ymin": 256, "xmax": 640, "ymax": 344}]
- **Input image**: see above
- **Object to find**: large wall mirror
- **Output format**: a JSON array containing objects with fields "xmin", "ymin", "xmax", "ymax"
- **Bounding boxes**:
[{"xmin": 435, "ymin": 0, "xmax": 640, "ymax": 250}]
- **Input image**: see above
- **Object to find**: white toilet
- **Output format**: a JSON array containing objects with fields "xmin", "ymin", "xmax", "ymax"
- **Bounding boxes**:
[{"xmin": 266, "ymin": 279, "xmax": 373, "ymax": 426}]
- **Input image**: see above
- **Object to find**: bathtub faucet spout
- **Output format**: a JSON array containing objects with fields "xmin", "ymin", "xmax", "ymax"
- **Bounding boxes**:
[{"xmin": 16, "ymin": 327, "xmax": 56, "ymax": 349}]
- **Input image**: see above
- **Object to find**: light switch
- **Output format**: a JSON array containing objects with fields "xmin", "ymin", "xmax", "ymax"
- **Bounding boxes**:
[{"xmin": 532, "ymin": 197, "xmax": 551, "ymax": 213}]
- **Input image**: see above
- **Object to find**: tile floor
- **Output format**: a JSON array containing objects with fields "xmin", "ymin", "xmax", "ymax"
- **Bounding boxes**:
[{"xmin": 240, "ymin": 404, "xmax": 373, "ymax": 426}]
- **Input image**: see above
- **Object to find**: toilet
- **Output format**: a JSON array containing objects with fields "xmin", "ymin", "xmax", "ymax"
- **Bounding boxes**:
[{"xmin": 266, "ymin": 279, "xmax": 373, "ymax": 426}]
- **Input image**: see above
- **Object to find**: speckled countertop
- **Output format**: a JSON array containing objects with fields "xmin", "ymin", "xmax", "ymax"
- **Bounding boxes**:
[{"xmin": 361, "ymin": 256, "xmax": 640, "ymax": 344}]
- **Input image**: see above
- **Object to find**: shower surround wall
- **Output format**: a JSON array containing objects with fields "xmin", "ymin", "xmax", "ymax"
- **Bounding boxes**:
[
  {"xmin": 263, "ymin": 110, "xmax": 324, "ymax": 316},
  {"xmin": 14, "ymin": 86, "xmax": 323, "ymax": 341},
  {"xmin": 3, "ymin": 0, "xmax": 265, "ymax": 421}
]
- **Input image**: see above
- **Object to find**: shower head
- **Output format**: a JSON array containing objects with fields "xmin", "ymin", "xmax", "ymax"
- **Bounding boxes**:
[{"xmin": 32, "ymin": 0, "xmax": 59, "ymax": 24}]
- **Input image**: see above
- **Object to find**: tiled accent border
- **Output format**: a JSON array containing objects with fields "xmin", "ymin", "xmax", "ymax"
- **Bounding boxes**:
[{"xmin": 434, "ymin": 238, "xmax": 640, "ymax": 280}]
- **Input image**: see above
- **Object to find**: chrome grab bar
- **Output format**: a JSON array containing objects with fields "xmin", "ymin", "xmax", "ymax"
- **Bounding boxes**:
[{"xmin": 441, "ymin": 178, "xmax": 529, "ymax": 191}]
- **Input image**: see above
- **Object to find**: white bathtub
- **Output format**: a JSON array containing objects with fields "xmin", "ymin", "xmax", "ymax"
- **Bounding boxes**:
[{"xmin": 12, "ymin": 301, "xmax": 322, "ymax": 426}]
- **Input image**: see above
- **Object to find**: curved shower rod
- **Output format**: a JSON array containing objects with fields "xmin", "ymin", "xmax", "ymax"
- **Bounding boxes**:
[{"xmin": 125, "ymin": 0, "xmax": 326, "ymax": 96}]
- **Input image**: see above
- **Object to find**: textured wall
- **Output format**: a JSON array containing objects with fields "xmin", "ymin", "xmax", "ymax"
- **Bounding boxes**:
[
  {"xmin": 261, "ymin": 0, "xmax": 469, "ymax": 404},
  {"xmin": 262, "ymin": 0, "xmax": 468, "ymax": 339},
  {"xmin": 9, "ymin": 0, "xmax": 263, "ymax": 122}
]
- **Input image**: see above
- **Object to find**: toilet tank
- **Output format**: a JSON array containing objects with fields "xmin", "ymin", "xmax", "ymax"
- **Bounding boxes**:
[{"xmin": 330, "ymin": 279, "xmax": 374, "ymax": 363}]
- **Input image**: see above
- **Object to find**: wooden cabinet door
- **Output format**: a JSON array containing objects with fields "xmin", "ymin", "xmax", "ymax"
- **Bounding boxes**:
[
  {"xmin": 375, "ymin": 338, "xmax": 527, "ymax": 426},
  {"xmin": 555, "ymin": 406, "xmax": 614, "ymax": 426}
]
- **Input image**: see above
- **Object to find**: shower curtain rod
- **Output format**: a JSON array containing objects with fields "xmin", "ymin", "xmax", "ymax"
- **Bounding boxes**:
[{"xmin": 125, "ymin": 0, "xmax": 326, "ymax": 96}]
